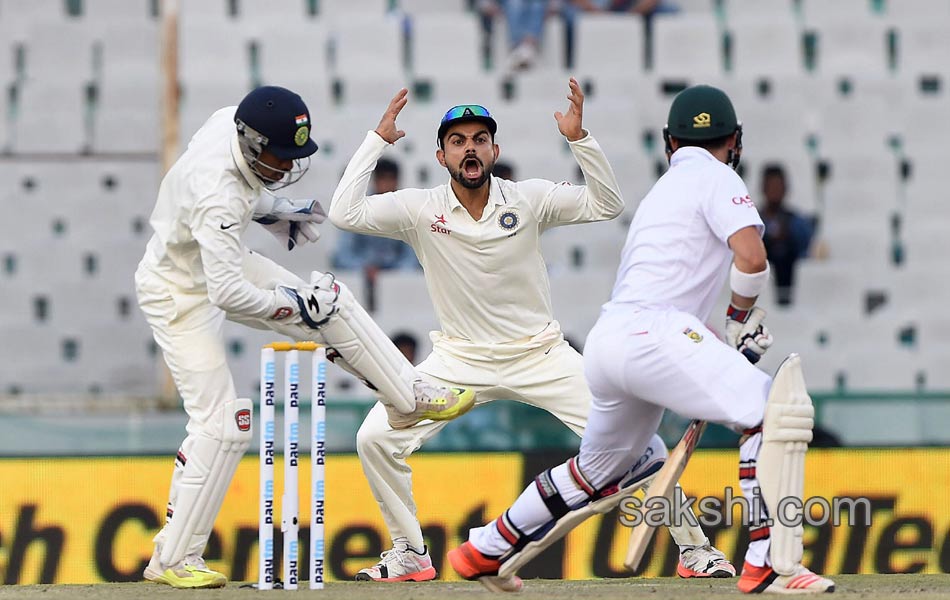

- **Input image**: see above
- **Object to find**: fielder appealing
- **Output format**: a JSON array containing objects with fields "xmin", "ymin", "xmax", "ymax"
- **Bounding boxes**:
[
  {"xmin": 134, "ymin": 86, "xmax": 473, "ymax": 589},
  {"xmin": 329, "ymin": 79, "xmax": 734, "ymax": 583},
  {"xmin": 448, "ymin": 85, "xmax": 835, "ymax": 594}
]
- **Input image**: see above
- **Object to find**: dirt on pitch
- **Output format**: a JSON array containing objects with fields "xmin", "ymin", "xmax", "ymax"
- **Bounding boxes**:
[{"xmin": 1, "ymin": 574, "xmax": 948, "ymax": 599}]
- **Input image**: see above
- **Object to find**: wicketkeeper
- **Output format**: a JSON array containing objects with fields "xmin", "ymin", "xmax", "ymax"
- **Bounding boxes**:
[{"xmin": 135, "ymin": 85, "xmax": 473, "ymax": 588}]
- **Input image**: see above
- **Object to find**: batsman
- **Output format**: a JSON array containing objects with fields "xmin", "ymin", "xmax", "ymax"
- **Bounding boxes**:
[{"xmin": 448, "ymin": 85, "xmax": 835, "ymax": 594}]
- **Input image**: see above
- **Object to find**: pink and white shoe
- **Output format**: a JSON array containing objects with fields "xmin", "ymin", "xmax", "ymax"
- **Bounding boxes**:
[{"xmin": 355, "ymin": 545, "xmax": 437, "ymax": 582}]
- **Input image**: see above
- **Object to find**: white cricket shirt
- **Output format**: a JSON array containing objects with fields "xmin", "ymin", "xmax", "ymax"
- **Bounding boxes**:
[
  {"xmin": 329, "ymin": 131, "xmax": 624, "ymax": 344},
  {"xmin": 607, "ymin": 147, "xmax": 764, "ymax": 322},
  {"xmin": 137, "ymin": 107, "xmax": 283, "ymax": 319}
]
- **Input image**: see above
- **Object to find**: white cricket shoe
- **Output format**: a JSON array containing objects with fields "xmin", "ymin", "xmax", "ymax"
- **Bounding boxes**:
[
  {"xmin": 385, "ymin": 382, "xmax": 475, "ymax": 430},
  {"xmin": 677, "ymin": 543, "xmax": 736, "ymax": 578},
  {"xmin": 355, "ymin": 544, "xmax": 437, "ymax": 582}
]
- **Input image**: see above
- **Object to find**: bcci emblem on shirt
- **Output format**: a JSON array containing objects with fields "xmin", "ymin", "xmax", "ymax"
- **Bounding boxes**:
[{"xmin": 497, "ymin": 210, "xmax": 520, "ymax": 232}]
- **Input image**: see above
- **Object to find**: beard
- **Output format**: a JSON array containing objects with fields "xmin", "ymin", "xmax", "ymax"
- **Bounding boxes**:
[{"xmin": 449, "ymin": 155, "xmax": 493, "ymax": 190}]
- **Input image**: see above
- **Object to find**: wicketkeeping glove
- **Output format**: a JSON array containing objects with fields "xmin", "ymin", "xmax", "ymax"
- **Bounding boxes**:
[
  {"xmin": 724, "ymin": 304, "xmax": 773, "ymax": 364},
  {"xmin": 277, "ymin": 272, "xmax": 340, "ymax": 329},
  {"xmin": 253, "ymin": 197, "xmax": 327, "ymax": 251}
]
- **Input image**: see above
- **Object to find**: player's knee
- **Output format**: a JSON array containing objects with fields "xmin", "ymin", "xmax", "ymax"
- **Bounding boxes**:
[{"xmin": 356, "ymin": 413, "xmax": 389, "ymax": 455}]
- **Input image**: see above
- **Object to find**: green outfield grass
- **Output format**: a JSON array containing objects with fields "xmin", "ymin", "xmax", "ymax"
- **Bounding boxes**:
[{"xmin": 1, "ymin": 574, "xmax": 949, "ymax": 599}]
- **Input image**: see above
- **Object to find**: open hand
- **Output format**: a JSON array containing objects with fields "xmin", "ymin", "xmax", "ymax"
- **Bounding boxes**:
[
  {"xmin": 554, "ymin": 77, "xmax": 585, "ymax": 142},
  {"xmin": 375, "ymin": 88, "xmax": 408, "ymax": 144}
]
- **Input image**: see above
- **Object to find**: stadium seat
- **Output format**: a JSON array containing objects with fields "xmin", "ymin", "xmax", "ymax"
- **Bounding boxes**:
[
  {"xmin": 893, "ymin": 22, "xmax": 950, "ymax": 83},
  {"xmin": 573, "ymin": 13, "xmax": 645, "ymax": 78},
  {"xmin": 411, "ymin": 14, "xmax": 483, "ymax": 80},
  {"xmin": 728, "ymin": 15, "xmax": 803, "ymax": 78},
  {"xmin": 805, "ymin": 20, "xmax": 890, "ymax": 79},
  {"xmin": 83, "ymin": 0, "xmax": 154, "ymax": 20},
  {"xmin": 651, "ymin": 13, "xmax": 725, "ymax": 80},
  {"xmin": 548, "ymin": 269, "xmax": 616, "ymax": 344},
  {"xmin": 674, "ymin": 0, "xmax": 718, "ymax": 14},
  {"xmin": 317, "ymin": 0, "xmax": 389, "ymax": 20},
  {"xmin": 885, "ymin": 0, "xmax": 950, "ymax": 26},
  {"xmin": 398, "ymin": 0, "xmax": 468, "ymax": 15},
  {"xmin": 722, "ymin": 0, "xmax": 796, "ymax": 20},
  {"xmin": 794, "ymin": 261, "xmax": 868, "ymax": 317},
  {"xmin": 799, "ymin": 0, "xmax": 880, "ymax": 23},
  {"xmin": 237, "ymin": 0, "xmax": 311, "ymax": 21},
  {"xmin": 330, "ymin": 15, "xmax": 403, "ymax": 77},
  {"xmin": 13, "ymin": 80, "xmax": 89, "ymax": 153},
  {"xmin": 373, "ymin": 270, "xmax": 440, "ymax": 358},
  {"xmin": 256, "ymin": 23, "xmax": 333, "ymax": 112},
  {"xmin": 92, "ymin": 21, "xmax": 161, "ymax": 153}
]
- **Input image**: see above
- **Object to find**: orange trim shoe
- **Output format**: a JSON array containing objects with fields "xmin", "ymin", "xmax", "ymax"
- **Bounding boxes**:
[
  {"xmin": 448, "ymin": 541, "xmax": 523, "ymax": 593},
  {"xmin": 737, "ymin": 561, "xmax": 835, "ymax": 594}
]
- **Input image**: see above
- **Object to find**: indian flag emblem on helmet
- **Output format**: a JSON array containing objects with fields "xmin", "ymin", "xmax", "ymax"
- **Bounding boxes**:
[
  {"xmin": 295, "ymin": 113, "xmax": 309, "ymax": 126},
  {"xmin": 294, "ymin": 126, "xmax": 309, "ymax": 147}
]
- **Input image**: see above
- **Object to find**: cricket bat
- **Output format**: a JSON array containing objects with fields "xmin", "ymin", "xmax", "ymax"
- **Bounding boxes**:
[{"xmin": 623, "ymin": 419, "xmax": 708, "ymax": 572}]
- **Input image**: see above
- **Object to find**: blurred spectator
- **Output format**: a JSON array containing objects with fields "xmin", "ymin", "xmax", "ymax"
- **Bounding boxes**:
[
  {"xmin": 332, "ymin": 158, "xmax": 421, "ymax": 278},
  {"xmin": 478, "ymin": 0, "xmax": 551, "ymax": 72},
  {"xmin": 391, "ymin": 331, "xmax": 419, "ymax": 364},
  {"xmin": 757, "ymin": 163, "xmax": 815, "ymax": 306},
  {"xmin": 494, "ymin": 160, "xmax": 516, "ymax": 180}
]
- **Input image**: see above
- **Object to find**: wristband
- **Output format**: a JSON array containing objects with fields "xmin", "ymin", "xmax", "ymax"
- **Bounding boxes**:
[{"xmin": 730, "ymin": 262, "xmax": 769, "ymax": 298}]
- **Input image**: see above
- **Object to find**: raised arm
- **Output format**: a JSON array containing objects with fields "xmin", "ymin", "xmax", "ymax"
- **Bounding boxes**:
[
  {"xmin": 328, "ymin": 89, "xmax": 415, "ymax": 238},
  {"xmin": 537, "ymin": 78, "xmax": 624, "ymax": 227}
]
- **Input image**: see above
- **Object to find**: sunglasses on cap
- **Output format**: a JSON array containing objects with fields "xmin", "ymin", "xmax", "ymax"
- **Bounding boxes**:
[{"xmin": 438, "ymin": 104, "xmax": 498, "ymax": 147}]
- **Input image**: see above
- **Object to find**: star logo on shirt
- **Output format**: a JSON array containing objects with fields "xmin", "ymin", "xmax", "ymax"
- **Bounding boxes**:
[{"xmin": 430, "ymin": 214, "xmax": 451, "ymax": 235}]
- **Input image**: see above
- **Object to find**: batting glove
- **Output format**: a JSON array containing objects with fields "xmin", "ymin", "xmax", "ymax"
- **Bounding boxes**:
[{"xmin": 724, "ymin": 304, "xmax": 773, "ymax": 364}]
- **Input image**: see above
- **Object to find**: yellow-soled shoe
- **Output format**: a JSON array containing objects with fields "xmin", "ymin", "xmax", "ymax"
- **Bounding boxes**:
[
  {"xmin": 386, "ymin": 383, "xmax": 476, "ymax": 429},
  {"xmin": 144, "ymin": 553, "xmax": 227, "ymax": 589}
]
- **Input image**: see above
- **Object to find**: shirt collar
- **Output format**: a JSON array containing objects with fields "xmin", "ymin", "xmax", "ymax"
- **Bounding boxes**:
[
  {"xmin": 230, "ymin": 132, "xmax": 264, "ymax": 192},
  {"xmin": 670, "ymin": 146, "xmax": 719, "ymax": 167},
  {"xmin": 445, "ymin": 175, "xmax": 505, "ymax": 214}
]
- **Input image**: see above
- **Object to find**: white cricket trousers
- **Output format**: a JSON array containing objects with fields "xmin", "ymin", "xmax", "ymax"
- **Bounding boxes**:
[
  {"xmin": 471, "ymin": 305, "xmax": 777, "ymax": 566},
  {"xmin": 135, "ymin": 250, "xmax": 323, "ymax": 554},
  {"xmin": 356, "ymin": 323, "xmax": 589, "ymax": 551}
]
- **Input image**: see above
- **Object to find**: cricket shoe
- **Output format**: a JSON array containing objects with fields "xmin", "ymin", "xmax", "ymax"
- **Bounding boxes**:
[
  {"xmin": 355, "ymin": 545, "xmax": 437, "ymax": 582},
  {"xmin": 386, "ymin": 382, "xmax": 475, "ymax": 429},
  {"xmin": 737, "ymin": 561, "xmax": 835, "ymax": 594},
  {"xmin": 143, "ymin": 551, "xmax": 227, "ymax": 589},
  {"xmin": 677, "ymin": 543, "xmax": 736, "ymax": 578},
  {"xmin": 448, "ymin": 541, "xmax": 524, "ymax": 593}
]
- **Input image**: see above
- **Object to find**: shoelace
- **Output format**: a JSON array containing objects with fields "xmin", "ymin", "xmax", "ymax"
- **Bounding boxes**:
[
  {"xmin": 377, "ymin": 548, "xmax": 411, "ymax": 570},
  {"xmin": 681, "ymin": 544, "xmax": 727, "ymax": 570},
  {"xmin": 413, "ymin": 381, "xmax": 452, "ymax": 408},
  {"xmin": 182, "ymin": 554, "xmax": 211, "ymax": 570}
]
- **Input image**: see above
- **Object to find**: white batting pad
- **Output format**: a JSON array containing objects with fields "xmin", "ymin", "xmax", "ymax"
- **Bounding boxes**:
[
  {"xmin": 318, "ymin": 283, "xmax": 417, "ymax": 413},
  {"xmin": 160, "ymin": 398, "xmax": 253, "ymax": 567},
  {"xmin": 756, "ymin": 354, "xmax": 814, "ymax": 575}
]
